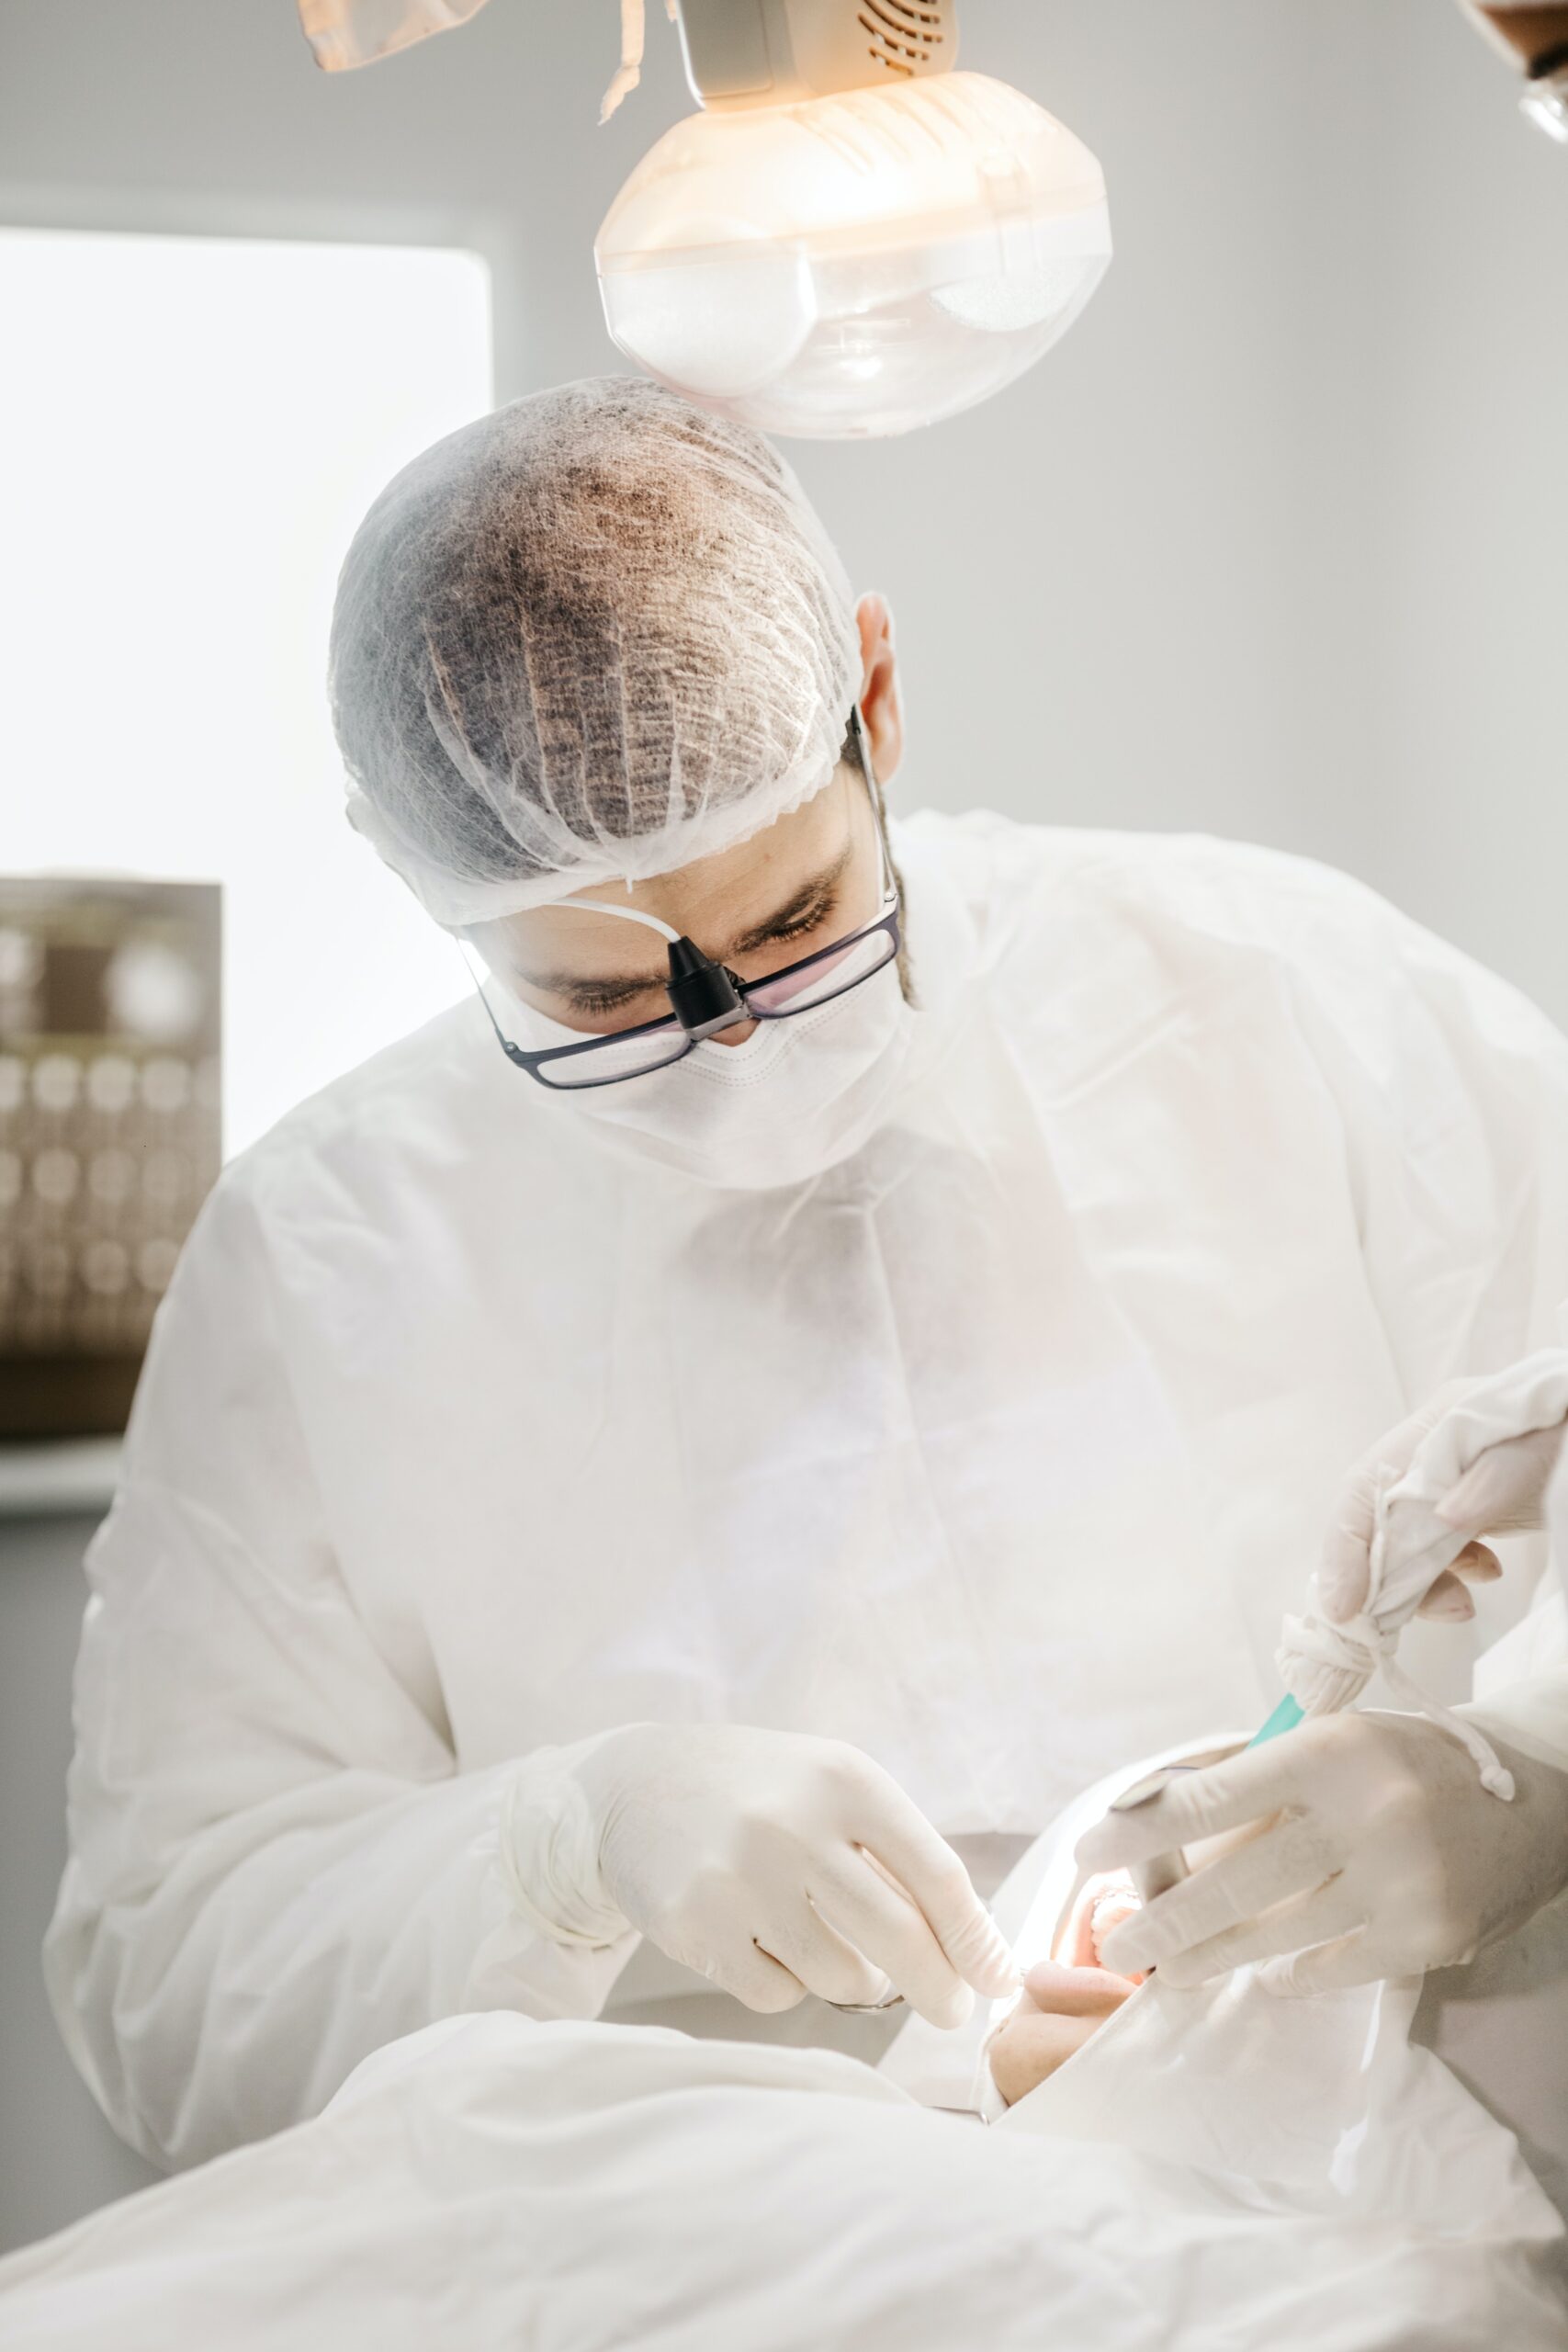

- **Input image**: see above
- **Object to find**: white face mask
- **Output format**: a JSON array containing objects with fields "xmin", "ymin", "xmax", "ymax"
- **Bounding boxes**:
[{"xmin": 497, "ymin": 960, "xmax": 916, "ymax": 1191}]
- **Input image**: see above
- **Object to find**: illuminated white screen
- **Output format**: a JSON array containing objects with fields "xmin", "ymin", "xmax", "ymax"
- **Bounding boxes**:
[{"xmin": 0, "ymin": 228, "xmax": 493, "ymax": 1154}]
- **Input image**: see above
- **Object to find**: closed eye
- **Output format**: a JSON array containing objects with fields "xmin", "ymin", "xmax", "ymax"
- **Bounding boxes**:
[
  {"xmin": 562, "ymin": 980, "xmax": 668, "ymax": 1019},
  {"xmin": 728, "ymin": 867, "xmax": 847, "ymax": 960},
  {"xmin": 761, "ymin": 899, "xmax": 837, "ymax": 949}
]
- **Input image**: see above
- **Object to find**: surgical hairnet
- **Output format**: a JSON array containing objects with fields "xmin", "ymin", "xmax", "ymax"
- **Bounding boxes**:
[{"xmin": 329, "ymin": 377, "xmax": 862, "ymax": 928}]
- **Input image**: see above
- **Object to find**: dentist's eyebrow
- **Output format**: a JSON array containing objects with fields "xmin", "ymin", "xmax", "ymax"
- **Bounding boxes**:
[
  {"xmin": 514, "ymin": 844, "xmax": 854, "ymax": 1001},
  {"xmin": 724, "ymin": 842, "xmax": 852, "ymax": 958}
]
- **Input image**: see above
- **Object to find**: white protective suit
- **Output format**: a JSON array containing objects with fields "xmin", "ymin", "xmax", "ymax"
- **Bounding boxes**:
[{"xmin": 46, "ymin": 815, "xmax": 1568, "ymax": 2166}]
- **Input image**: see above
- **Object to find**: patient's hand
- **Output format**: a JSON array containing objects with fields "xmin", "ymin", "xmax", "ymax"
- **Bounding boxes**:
[{"xmin": 987, "ymin": 1873, "xmax": 1144, "ymax": 2109}]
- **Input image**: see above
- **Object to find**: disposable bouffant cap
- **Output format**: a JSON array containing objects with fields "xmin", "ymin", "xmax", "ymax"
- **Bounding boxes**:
[{"xmin": 330, "ymin": 376, "xmax": 862, "ymax": 929}]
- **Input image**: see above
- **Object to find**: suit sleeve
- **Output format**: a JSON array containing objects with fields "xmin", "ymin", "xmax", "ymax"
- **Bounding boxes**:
[{"xmin": 45, "ymin": 1170, "xmax": 634, "ymax": 2170}]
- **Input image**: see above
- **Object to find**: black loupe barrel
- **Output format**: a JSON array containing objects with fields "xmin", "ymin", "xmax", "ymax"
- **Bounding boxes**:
[{"xmin": 666, "ymin": 936, "xmax": 744, "ymax": 1034}]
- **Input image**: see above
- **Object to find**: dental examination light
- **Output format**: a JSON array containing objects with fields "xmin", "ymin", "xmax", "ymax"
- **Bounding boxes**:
[
  {"xmin": 593, "ymin": 0, "xmax": 1112, "ymax": 437},
  {"xmin": 299, "ymin": 0, "xmax": 1111, "ymax": 436}
]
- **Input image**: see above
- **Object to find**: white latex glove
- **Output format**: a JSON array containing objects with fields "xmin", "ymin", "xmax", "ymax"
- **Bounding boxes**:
[
  {"xmin": 1321, "ymin": 1378, "xmax": 1568, "ymax": 1627},
  {"xmin": 509, "ymin": 1723, "xmax": 1020, "ymax": 2028},
  {"xmin": 1075, "ymin": 1709, "xmax": 1568, "ymax": 1996}
]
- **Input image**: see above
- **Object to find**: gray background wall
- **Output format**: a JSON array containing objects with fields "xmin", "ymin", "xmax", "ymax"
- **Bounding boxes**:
[
  {"xmin": 1, "ymin": 1512, "xmax": 164, "ymax": 2246},
  {"xmin": 1, "ymin": 0, "xmax": 1564, "ymax": 2258}
]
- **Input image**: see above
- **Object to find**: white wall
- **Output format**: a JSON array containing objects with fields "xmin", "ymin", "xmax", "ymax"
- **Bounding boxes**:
[{"xmin": 1371, "ymin": 13, "xmax": 1568, "ymax": 1025}]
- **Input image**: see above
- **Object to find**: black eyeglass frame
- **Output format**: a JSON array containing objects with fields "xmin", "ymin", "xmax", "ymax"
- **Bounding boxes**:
[{"xmin": 473, "ymin": 711, "xmax": 902, "ymax": 1093}]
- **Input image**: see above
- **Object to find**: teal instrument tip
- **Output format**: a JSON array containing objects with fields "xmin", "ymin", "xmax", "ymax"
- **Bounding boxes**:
[{"xmin": 1249, "ymin": 1692, "xmax": 1305, "ymax": 1748}]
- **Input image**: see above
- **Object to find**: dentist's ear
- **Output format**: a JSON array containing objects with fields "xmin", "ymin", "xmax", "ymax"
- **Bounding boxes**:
[{"xmin": 855, "ymin": 593, "xmax": 904, "ymax": 786}]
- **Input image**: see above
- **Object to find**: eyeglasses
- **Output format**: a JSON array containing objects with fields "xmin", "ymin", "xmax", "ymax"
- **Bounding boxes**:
[{"xmin": 471, "ymin": 710, "xmax": 902, "ymax": 1092}]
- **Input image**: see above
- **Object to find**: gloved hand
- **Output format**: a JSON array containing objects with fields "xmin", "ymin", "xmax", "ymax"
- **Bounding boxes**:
[
  {"xmin": 1075, "ymin": 1708, "xmax": 1568, "ymax": 1995},
  {"xmin": 508, "ymin": 1723, "xmax": 1020, "ymax": 2027},
  {"xmin": 1321, "ymin": 1379, "xmax": 1568, "ymax": 1627}
]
